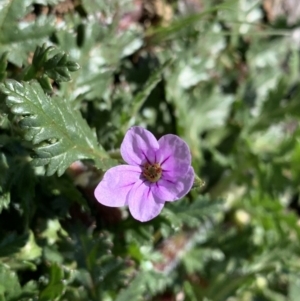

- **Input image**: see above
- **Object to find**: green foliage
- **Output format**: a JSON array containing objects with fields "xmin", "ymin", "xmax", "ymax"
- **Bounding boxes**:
[
  {"xmin": 43, "ymin": 52, "xmax": 79, "ymax": 81},
  {"xmin": 24, "ymin": 44, "xmax": 80, "ymax": 88},
  {"xmin": 39, "ymin": 263, "xmax": 65, "ymax": 301},
  {"xmin": 1, "ymin": 0, "xmax": 300, "ymax": 300},
  {"xmin": 0, "ymin": 0, "xmax": 55, "ymax": 66},
  {"xmin": 0, "ymin": 264, "xmax": 22, "ymax": 300},
  {"xmin": 115, "ymin": 271, "xmax": 171, "ymax": 301},
  {"xmin": 164, "ymin": 196, "xmax": 222, "ymax": 228},
  {"xmin": 124, "ymin": 59, "xmax": 173, "ymax": 129}
]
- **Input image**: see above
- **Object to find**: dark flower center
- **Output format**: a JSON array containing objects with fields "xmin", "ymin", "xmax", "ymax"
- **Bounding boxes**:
[{"xmin": 142, "ymin": 163, "xmax": 162, "ymax": 183}]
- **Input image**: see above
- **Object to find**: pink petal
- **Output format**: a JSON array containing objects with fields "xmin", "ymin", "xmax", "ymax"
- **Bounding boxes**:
[
  {"xmin": 120, "ymin": 126, "xmax": 159, "ymax": 166},
  {"xmin": 156, "ymin": 134, "xmax": 191, "ymax": 177},
  {"xmin": 152, "ymin": 167, "xmax": 194, "ymax": 202},
  {"xmin": 94, "ymin": 165, "xmax": 141, "ymax": 207},
  {"xmin": 127, "ymin": 180, "xmax": 165, "ymax": 222}
]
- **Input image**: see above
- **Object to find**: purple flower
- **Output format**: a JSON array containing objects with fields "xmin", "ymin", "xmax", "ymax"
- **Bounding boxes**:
[{"xmin": 94, "ymin": 126, "xmax": 194, "ymax": 222}]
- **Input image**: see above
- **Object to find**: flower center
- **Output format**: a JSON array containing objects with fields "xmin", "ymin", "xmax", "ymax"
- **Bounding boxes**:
[{"xmin": 142, "ymin": 163, "xmax": 162, "ymax": 183}]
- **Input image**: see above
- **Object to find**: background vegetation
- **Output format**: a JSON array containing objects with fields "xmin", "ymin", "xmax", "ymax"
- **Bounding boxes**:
[{"xmin": 0, "ymin": 0, "xmax": 300, "ymax": 300}]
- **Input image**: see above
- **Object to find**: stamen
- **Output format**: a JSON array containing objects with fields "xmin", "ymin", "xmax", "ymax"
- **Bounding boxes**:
[{"xmin": 142, "ymin": 163, "xmax": 162, "ymax": 183}]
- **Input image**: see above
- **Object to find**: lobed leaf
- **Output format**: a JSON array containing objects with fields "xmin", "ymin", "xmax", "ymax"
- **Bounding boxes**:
[
  {"xmin": 164, "ymin": 196, "xmax": 223, "ymax": 228},
  {"xmin": 44, "ymin": 52, "xmax": 80, "ymax": 82},
  {"xmin": 0, "ymin": 80, "xmax": 116, "ymax": 176},
  {"xmin": 24, "ymin": 44, "xmax": 80, "ymax": 85}
]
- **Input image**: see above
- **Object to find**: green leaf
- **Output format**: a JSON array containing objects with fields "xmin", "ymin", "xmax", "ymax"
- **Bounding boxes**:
[
  {"xmin": 57, "ymin": 21, "xmax": 142, "ymax": 101},
  {"xmin": 24, "ymin": 44, "xmax": 80, "ymax": 83},
  {"xmin": 39, "ymin": 263, "xmax": 65, "ymax": 301},
  {"xmin": 115, "ymin": 275, "xmax": 145, "ymax": 301},
  {"xmin": 0, "ymin": 0, "xmax": 55, "ymax": 67},
  {"xmin": 32, "ymin": 44, "xmax": 55, "ymax": 70},
  {"xmin": 163, "ymin": 196, "xmax": 222, "ymax": 228},
  {"xmin": 64, "ymin": 225, "xmax": 128, "ymax": 299},
  {"xmin": 44, "ymin": 52, "xmax": 80, "ymax": 82},
  {"xmin": 56, "ymin": 23, "xmax": 114, "ymax": 101},
  {"xmin": 14, "ymin": 281, "xmax": 38, "ymax": 301},
  {"xmin": 115, "ymin": 271, "xmax": 170, "ymax": 301},
  {"xmin": 125, "ymin": 59, "xmax": 173, "ymax": 128},
  {"xmin": 38, "ymin": 75, "xmax": 53, "ymax": 93},
  {"xmin": 0, "ymin": 80, "xmax": 116, "ymax": 176},
  {"xmin": 0, "ymin": 264, "xmax": 22, "ymax": 300},
  {"xmin": 16, "ymin": 231, "xmax": 42, "ymax": 261},
  {"xmin": 0, "ymin": 191, "xmax": 9, "ymax": 214},
  {"xmin": 0, "ymin": 232, "xmax": 29, "ymax": 258},
  {"xmin": 23, "ymin": 44, "xmax": 55, "ymax": 81},
  {"xmin": 248, "ymin": 78, "xmax": 288, "ymax": 131}
]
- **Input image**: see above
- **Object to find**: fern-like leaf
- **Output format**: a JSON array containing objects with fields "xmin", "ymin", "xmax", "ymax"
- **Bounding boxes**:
[
  {"xmin": 163, "ymin": 196, "xmax": 223, "ymax": 228},
  {"xmin": 0, "ymin": 80, "xmax": 116, "ymax": 176}
]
